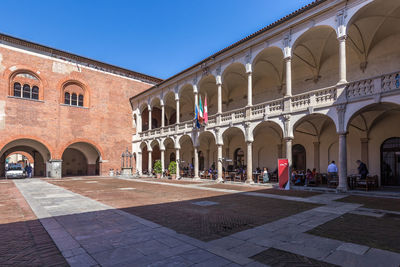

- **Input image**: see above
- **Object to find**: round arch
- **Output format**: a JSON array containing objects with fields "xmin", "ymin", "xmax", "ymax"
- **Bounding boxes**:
[
  {"xmin": 61, "ymin": 141, "xmax": 102, "ymax": 177},
  {"xmin": 221, "ymin": 62, "xmax": 247, "ymax": 112},
  {"xmin": 0, "ymin": 138, "xmax": 52, "ymax": 177}
]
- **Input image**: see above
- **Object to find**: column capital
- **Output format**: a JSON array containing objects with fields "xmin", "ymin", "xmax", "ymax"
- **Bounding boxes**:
[
  {"xmin": 245, "ymin": 63, "xmax": 252, "ymax": 74},
  {"xmin": 284, "ymin": 136, "xmax": 294, "ymax": 141},
  {"xmin": 337, "ymin": 35, "xmax": 347, "ymax": 41},
  {"xmin": 337, "ymin": 131, "xmax": 348, "ymax": 136},
  {"xmin": 216, "ymin": 75, "xmax": 222, "ymax": 86}
]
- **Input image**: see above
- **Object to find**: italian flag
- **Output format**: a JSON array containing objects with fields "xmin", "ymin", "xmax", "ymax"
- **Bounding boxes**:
[{"xmin": 198, "ymin": 96, "xmax": 204, "ymax": 124}]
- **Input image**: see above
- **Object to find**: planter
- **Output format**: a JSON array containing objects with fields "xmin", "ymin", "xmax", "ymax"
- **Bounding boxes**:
[
  {"xmin": 171, "ymin": 174, "xmax": 176, "ymax": 179},
  {"xmin": 156, "ymin": 173, "xmax": 161, "ymax": 179}
]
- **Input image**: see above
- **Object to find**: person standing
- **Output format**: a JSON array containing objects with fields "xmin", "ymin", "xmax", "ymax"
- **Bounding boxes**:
[
  {"xmin": 357, "ymin": 160, "xmax": 369, "ymax": 180},
  {"xmin": 327, "ymin": 161, "xmax": 338, "ymax": 177},
  {"xmin": 262, "ymin": 167, "xmax": 269, "ymax": 183},
  {"xmin": 26, "ymin": 164, "xmax": 32, "ymax": 178}
]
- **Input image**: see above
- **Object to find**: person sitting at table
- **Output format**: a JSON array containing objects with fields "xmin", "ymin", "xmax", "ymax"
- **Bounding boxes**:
[
  {"xmin": 312, "ymin": 168, "xmax": 317, "ymax": 177},
  {"xmin": 305, "ymin": 169, "xmax": 315, "ymax": 186},
  {"xmin": 357, "ymin": 160, "xmax": 369, "ymax": 180},
  {"xmin": 262, "ymin": 167, "xmax": 269, "ymax": 183},
  {"xmin": 291, "ymin": 170, "xmax": 297, "ymax": 183}
]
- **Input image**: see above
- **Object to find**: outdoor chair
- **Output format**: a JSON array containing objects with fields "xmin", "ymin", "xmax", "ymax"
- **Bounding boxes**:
[
  {"xmin": 356, "ymin": 175, "xmax": 378, "ymax": 191},
  {"xmin": 327, "ymin": 173, "xmax": 339, "ymax": 188}
]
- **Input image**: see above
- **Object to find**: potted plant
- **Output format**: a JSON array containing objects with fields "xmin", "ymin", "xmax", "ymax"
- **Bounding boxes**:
[
  {"xmin": 153, "ymin": 160, "xmax": 162, "ymax": 179},
  {"xmin": 168, "ymin": 161, "xmax": 177, "ymax": 179}
]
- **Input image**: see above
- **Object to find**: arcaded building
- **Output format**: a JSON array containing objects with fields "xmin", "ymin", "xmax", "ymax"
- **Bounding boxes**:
[
  {"xmin": 131, "ymin": 0, "xmax": 400, "ymax": 191},
  {"xmin": 0, "ymin": 34, "xmax": 161, "ymax": 178}
]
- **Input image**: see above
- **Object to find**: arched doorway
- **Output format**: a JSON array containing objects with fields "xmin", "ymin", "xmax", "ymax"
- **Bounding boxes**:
[
  {"xmin": 0, "ymin": 138, "xmax": 51, "ymax": 177},
  {"xmin": 198, "ymin": 151, "xmax": 205, "ymax": 170},
  {"xmin": 61, "ymin": 142, "xmax": 101, "ymax": 177},
  {"xmin": 234, "ymin": 148, "xmax": 245, "ymax": 169},
  {"xmin": 292, "ymin": 144, "xmax": 306, "ymax": 171},
  {"xmin": 381, "ymin": 137, "xmax": 400, "ymax": 186}
]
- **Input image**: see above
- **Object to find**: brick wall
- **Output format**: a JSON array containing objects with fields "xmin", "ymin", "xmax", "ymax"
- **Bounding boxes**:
[{"xmin": 0, "ymin": 43, "xmax": 157, "ymax": 176}]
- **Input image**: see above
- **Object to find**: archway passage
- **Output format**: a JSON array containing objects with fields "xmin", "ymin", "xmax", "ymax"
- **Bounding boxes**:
[
  {"xmin": 61, "ymin": 142, "xmax": 101, "ymax": 177},
  {"xmin": 292, "ymin": 144, "xmax": 306, "ymax": 172},
  {"xmin": 0, "ymin": 138, "xmax": 51, "ymax": 177},
  {"xmin": 381, "ymin": 137, "xmax": 400, "ymax": 186}
]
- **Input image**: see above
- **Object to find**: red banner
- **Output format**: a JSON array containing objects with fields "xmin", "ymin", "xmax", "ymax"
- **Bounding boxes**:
[{"xmin": 278, "ymin": 158, "xmax": 289, "ymax": 189}]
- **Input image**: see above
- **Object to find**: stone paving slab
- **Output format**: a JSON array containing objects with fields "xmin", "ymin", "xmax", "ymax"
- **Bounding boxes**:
[{"xmin": 14, "ymin": 179, "xmax": 256, "ymax": 266}]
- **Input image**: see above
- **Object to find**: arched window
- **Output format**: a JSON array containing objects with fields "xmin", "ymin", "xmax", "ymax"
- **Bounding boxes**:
[
  {"xmin": 23, "ymin": 84, "xmax": 31, "ymax": 98},
  {"xmin": 13, "ymin": 82, "xmax": 21, "ymax": 97},
  {"xmin": 32, "ymin": 86, "xmax": 39, "ymax": 100},
  {"xmin": 71, "ymin": 93, "xmax": 77, "ymax": 106},
  {"xmin": 78, "ymin": 94, "xmax": 84, "ymax": 107},
  {"xmin": 64, "ymin": 92, "xmax": 70, "ymax": 105},
  {"xmin": 10, "ymin": 71, "xmax": 41, "ymax": 100},
  {"xmin": 62, "ymin": 81, "xmax": 87, "ymax": 107}
]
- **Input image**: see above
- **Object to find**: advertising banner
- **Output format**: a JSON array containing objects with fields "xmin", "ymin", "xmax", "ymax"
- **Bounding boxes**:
[{"xmin": 278, "ymin": 158, "xmax": 289, "ymax": 189}]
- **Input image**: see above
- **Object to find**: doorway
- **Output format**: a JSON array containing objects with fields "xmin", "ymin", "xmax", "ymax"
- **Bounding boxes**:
[{"xmin": 381, "ymin": 137, "xmax": 400, "ymax": 186}]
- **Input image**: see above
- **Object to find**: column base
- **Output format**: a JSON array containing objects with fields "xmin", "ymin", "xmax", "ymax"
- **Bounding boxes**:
[
  {"xmin": 193, "ymin": 176, "xmax": 201, "ymax": 181},
  {"xmin": 336, "ymin": 185, "xmax": 348, "ymax": 193},
  {"xmin": 245, "ymin": 179, "xmax": 254, "ymax": 185},
  {"xmin": 216, "ymin": 177, "xmax": 224, "ymax": 183}
]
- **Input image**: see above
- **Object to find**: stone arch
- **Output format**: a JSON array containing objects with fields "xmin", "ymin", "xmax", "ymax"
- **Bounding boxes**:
[
  {"xmin": 198, "ymin": 74, "xmax": 217, "ymax": 116},
  {"xmin": 345, "ymin": 0, "xmax": 400, "ymax": 81},
  {"xmin": 291, "ymin": 25, "xmax": 339, "ymax": 95},
  {"xmin": 179, "ymin": 84, "xmax": 195, "ymax": 122},
  {"xmin": 61, "ymin": 141, "xmax": 102, "ymax": 176},
  {"xmin": 163, "ymin": 91, "xmax": 177, "ymax": 125},
  {"xmin": 221, "ymin": 62, "xmax": 247, "ymax": 111},
  {"xmin": 0, "ymin": 137, "xmax": 52, "ymax": 177},
  {"xmin": 252, "ymin": 120, "xmax": 285, "ymax": 171},
  {"xmin": 252, "ymin": 46, "xmax": 285, "ymax": 104},
  {"xmin": 293, "ymin": 113, "xmax": 338, "ymax": 172}
]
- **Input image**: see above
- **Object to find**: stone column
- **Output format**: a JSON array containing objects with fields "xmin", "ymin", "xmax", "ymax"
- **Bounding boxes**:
[
  {"xmin": 148, "ymin": 107, "xmax": 152, "ymax": 130},
  {"xmin": 176, "ymin": 148, "xmax": 180, "ymax": 179},
  {"xmin": 285, "ymin": 57, "xmax": 292, "ymax": 97},
  {"xmin": 313, "ymin": 141, "xmax": 320, "ymax": 172},
  {"xmin": 176, "ymin": 98, "xmax": 180, "ymax": 124},
  {"xmin": 161, "ymin": 104, "xmax": 165, "ymax": 128},
  {"xmin": 338, "ymin": 132, "xmax": 348, "ymax": 191},
  {"xmin": 194, "ymin": 92, "xmax": 198, "ymax": 113},
  {"xmin": 285, "ymin": 138, "xmax": 293, "ymax": 168},
  {"xmin": 136, "ymin": 151, "xmax": 142, "ymax": 176},
  {"xmin": 160, "ymin": 149, "xmax": 165, "ymax": 177},
  {"xmin": 246, "ymin": 142, "xmax": 254, "ymax": 184},
  {"xmin": 338, "ymin": 36, "xmax": 347, "ymax": 84},
  {"xmin": 148, "ymin": 150, "xmax": 152, "ymax": 174},
  {"xmin": 216, "ymin": 75, "xmax": 222, "ymax": 123},
  {"xmin": 194, "ymin": 146, "xmax": 200, "ymax": 180},
  {"xmin": 47, "ymin": 159, "xmax": 62, "ymax": 178},
  {"xmin": 361, "ymin": 138, "xmax": 369, "ymax": 166},
  {"xmin": 246, "ymin": 64, "xmax": 252, "ymax": 107},
  {"xmin": 216, "ymin": 144, "xmax": 223, "ymax": 183}
]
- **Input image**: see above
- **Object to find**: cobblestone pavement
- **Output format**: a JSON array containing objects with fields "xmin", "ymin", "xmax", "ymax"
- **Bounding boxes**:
[
  {"xmin": 6, "ymin": 177, "xmax": 400, "ymax": 267},
  {"xmin": 0, "ymin": 180, "xmax": 68, "ymax": 266},
  {"xmin": 48, "ymin": 178, "xmax": 319, "ymax": 241}
]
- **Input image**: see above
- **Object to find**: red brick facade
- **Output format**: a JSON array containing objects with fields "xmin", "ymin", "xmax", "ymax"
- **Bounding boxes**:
[{"xmin": 0, "ymin": 35, "xmax": 161, "ymax": 176}]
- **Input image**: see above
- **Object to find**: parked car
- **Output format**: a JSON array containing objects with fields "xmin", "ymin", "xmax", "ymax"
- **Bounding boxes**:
[{"xmin": 5, "ymin": 164, "xmax": 26, "ymax": 179}]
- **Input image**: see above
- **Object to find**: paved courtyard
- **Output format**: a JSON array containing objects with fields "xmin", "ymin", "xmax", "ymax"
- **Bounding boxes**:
[{"xmin": 1, "ymin": 177, "xmax": 399, "ymax": 266}]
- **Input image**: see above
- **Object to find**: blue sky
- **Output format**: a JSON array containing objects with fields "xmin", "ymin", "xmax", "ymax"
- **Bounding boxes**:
[{"xmin": 1, "ymin": 0, "xmax": 312, "ymax": 79}]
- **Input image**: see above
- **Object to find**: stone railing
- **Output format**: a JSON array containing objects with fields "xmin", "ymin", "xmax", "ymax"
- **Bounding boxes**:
[
  {"xmin": 292, "ymin": 93, "xmax": 311, "ymax": 109},
  {"xmin": 251, "ymin": 99, "xmax": 283, "ymax": 117},
  {"xmin": 207, "ymin": 114, "xmax": 217, "ymax": 127},
  {"xmin": 346, "ymin": 78, "xmax": 374, "ymax": 99},
  {"xmin": 291, "ymin": 86, "xmax": 337, "ymax": 111},
  {"xmin": 381, "ymin": 71, "xmax": 400, "ymax": 92}
]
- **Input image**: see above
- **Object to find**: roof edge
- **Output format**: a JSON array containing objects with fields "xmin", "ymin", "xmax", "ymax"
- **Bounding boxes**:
[{"xmin": 0, "ymin": 32, "xmax": 163, "ymax": 85}]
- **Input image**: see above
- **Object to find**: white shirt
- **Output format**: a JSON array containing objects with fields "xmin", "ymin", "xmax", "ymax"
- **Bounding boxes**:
[{"xmin": 327, "ymin": 163, "xmax": 338, "ymax": 173}]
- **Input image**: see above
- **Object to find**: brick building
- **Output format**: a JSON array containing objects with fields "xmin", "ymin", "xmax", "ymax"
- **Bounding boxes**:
[{"xmin": 0, "ymin": 33, "xmax": 161, "ymax": 178}]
